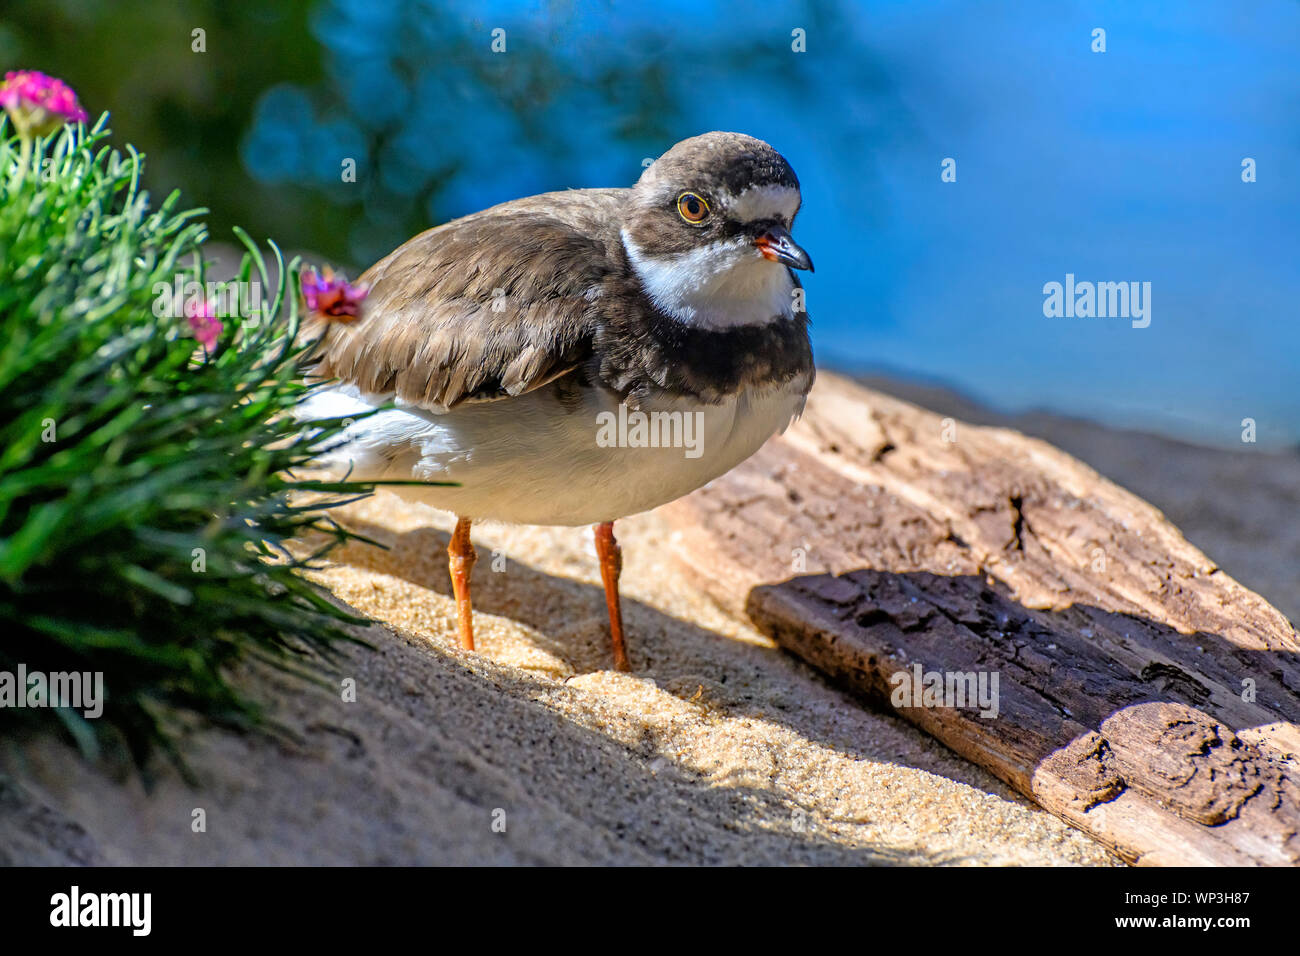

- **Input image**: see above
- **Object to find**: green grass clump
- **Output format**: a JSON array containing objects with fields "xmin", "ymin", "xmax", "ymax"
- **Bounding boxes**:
[{"xmin": 0, "ymin": 116, "xmax": 377, "ymax": 769}]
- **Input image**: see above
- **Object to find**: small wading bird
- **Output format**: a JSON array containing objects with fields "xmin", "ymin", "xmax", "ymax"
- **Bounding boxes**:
[{"xmin": 300, "ymin": 132, "xmax": 814, "ymax": 671}]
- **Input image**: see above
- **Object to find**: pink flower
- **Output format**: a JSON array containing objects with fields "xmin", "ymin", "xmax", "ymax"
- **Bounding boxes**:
[
  {"xmin": 185, "ymin": 298, "xmax": 223, "ymax": 351},
  {"xmin": 1, "ymin": 70, "xmax": 88, "ymax": 138},
  {"xmin": 301, "ymin": 266, "xmax": 368, "ymax": 322}
]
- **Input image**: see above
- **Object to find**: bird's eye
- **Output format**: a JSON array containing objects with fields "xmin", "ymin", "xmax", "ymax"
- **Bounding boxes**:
[{"xmin": 677, "ymin": 192, "xmax": 710, "ymax": 224}]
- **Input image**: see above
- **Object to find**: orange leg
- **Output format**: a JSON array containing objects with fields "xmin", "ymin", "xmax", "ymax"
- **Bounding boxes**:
[
  {"xmin": 594, "ymin": 521, "xmax": 631, "ymax": 672},
  {"xmin": 448, "ymin": 516, "xmax": 477, "ymax": 650}
]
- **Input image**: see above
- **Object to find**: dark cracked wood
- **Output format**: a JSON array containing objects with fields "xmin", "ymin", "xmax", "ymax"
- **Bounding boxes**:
[{"xmin": 663, "ymin": 372, "xmax": 1300, "ymax": 866}]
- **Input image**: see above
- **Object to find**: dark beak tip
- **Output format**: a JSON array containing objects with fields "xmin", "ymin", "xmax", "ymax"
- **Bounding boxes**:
[
  {"xmin": 789, "ymin": 247, "xmax": 814, "ymax": 273},
  {"xmin": 758, "ymin": 229, "xmax": 814, "ymax": 273}
]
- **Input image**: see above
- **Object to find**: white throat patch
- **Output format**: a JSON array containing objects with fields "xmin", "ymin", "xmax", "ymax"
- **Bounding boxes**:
[{"xmin": 622, "ymin": 229, "xmax": 797, "ymax": 330}]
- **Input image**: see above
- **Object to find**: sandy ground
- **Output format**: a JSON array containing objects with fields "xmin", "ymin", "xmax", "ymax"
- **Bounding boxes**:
[{"xmin": 1, "ymin": 487, "xmax": 1118, "ymax": 865}]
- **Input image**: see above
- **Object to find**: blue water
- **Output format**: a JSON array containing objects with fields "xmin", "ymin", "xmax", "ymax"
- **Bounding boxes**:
[{"xmin": 254, "ymin": 0, "xmax": 1300, "ymax": 447}]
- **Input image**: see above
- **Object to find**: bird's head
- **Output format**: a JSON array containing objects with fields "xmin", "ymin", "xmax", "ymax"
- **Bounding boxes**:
[{"xmin": 622, "ymin": 132, "xmax": 812, "ymax": 330}]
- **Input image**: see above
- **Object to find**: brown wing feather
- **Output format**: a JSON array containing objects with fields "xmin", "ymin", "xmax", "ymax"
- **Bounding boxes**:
[{"xmin": 307, "ymin": 189, "xmax": 626, "ymax": 410}]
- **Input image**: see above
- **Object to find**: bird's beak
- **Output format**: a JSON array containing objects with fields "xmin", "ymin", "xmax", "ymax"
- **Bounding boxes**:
[{"xmin": 755, "ymin": 226, "xmax": 814, "ymax": 272}]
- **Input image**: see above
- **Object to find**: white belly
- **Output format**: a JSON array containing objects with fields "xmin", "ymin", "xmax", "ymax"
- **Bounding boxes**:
[{"xmin": 297, "ymin": 379, "xmax": 808, "ymax": 526}]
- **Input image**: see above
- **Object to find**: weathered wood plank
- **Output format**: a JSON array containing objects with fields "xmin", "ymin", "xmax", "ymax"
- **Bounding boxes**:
[{"xmin": 663, "ymin": 373, "xmax": 1300, "ymax": 865}]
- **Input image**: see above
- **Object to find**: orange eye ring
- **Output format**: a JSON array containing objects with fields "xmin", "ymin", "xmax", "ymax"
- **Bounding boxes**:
[{"xmin": 677, "ymin": 191, "xmax": 710, "ymax": 223}]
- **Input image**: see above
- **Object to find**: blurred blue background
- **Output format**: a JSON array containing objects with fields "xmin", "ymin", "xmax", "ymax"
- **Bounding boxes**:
[{"xmin": 4, "ymin": 0, "xmax": 1297, "ymax": 446}]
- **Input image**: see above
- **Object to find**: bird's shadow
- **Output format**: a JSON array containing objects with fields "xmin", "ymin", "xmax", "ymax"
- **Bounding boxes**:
[{"xmin": 328, "ymin": 518, "xmax": 1062, "ymax": 805}]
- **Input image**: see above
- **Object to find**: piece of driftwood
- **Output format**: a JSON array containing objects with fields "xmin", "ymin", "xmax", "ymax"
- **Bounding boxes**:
[{"xmin": 662, "ymin": 372, "xmax": 1300, "ymax": 866}]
